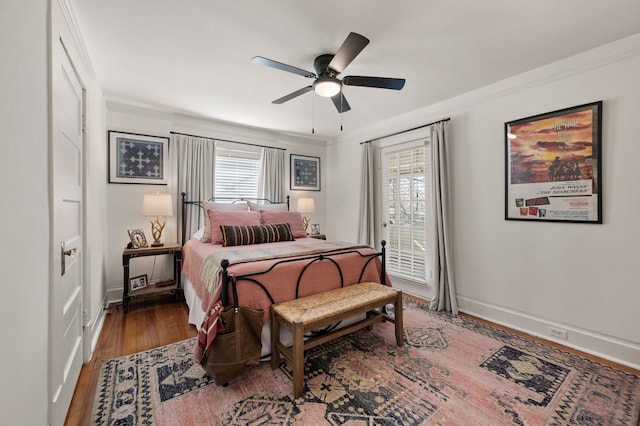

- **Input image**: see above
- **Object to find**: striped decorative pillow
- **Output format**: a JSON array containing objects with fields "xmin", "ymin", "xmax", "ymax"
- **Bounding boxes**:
[{"xmin": 220, "ymin": 223, "xmax": 295, "ymax": 247}]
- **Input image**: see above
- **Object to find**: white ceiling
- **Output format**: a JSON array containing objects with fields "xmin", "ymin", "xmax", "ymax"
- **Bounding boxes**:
[{"xmin": 70, "ymin": 0, "xmax": 640, "ymax": 140}]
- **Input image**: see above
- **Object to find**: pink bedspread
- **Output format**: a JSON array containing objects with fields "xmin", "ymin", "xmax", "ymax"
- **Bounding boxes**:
[{"xmin": 182, "ymin": 237, "xmax": 388, "ymax": 322}]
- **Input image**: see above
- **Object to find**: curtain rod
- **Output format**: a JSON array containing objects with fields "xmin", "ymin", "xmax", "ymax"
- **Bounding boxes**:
[
  {"xmin": 170, "ymin": 131, "xmax": 286, "ymax": 151},
  {"xmin": 360, "ymin": 117, "xmax": 451, "ymax": 144}
]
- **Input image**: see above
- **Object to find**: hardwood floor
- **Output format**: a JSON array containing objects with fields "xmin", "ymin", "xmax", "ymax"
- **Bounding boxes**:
[
  {"xmin": 64, "ymin": 295, "xmax": 197, "ymax": 426},
  {"xmin": 65, "ymin": 293, "xmax": 638, "ymax": 425}
]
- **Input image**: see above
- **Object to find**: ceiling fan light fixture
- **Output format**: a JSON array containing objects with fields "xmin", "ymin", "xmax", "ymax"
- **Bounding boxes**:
[
  {"xmin": 313, "ymin": 76, "xmax": 341, "ymax": 98},
  {"xmin": 254, "ymin": 32, "xmax": 404, "ymax": 116}
]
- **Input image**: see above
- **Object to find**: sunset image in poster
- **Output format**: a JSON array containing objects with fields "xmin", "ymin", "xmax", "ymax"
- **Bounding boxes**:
[{"xmin": 508, "ymin": 109, "xmax": 595, "ymax": 186}]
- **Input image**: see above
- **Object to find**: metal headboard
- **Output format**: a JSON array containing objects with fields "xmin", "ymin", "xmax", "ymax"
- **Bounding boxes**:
[{"xmin": 180, "ymin": 192, "xmax": 290, "ymax": 246}]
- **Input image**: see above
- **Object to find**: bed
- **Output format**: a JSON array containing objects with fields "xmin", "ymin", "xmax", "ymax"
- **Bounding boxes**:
[{"xmin": 180, "ymin": 193, "xmax": 389, "ymax": 356}]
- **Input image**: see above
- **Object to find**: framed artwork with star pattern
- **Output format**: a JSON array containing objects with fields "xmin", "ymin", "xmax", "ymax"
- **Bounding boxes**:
[
  {"xmin": 290, "ymin": 154, "xmax": 320, "ymax": 191},
  {"xmin": 108, "ymin": 130, "xmax": 169, "ymax": 184}
]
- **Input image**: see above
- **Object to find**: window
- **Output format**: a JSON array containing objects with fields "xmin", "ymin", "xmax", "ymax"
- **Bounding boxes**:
[
  {"xmin": 381, "ymin": 140, "xmax": 433, "ymax": 285},
  {"xmin": 214, "ymin": 145, "xmax": 261, "ymax": 199}
]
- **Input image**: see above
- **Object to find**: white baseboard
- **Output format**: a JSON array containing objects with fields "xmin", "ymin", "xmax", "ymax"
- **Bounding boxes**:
[
  {"xmin": 105, "ymin": 285, "xmax": 124, "ymax": 307},
  {"xmin": 89, "ymin": 308, "xmax": 106, "ymax": 354},
  {"xmin": 83, "ymin": 293, "xmax": 108, "ymax": 363},
  {"xmin": 458, "ymin": 295, "xmax": 640, "ymax": 371}
]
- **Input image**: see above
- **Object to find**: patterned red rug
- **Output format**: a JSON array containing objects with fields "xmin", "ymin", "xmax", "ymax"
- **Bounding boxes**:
[{"xmin": 90, "ymin": 298, "xmax": 640, "ymax": 425}]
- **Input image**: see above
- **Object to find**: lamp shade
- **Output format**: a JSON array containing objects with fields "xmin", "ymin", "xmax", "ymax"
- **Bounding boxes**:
[
  {"xmin": 297, "ymin": 198, "xmax": 315, "ymax": 213},
  {"xmin": 141, "ymin": 193, "xmax": 173, "ymax": 217}
]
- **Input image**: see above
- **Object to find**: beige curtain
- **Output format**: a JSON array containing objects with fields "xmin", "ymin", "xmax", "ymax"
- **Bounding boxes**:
[
  {"xmin": 357, "ymin": 142, "xmax": 376, "ymax": 246},
  {"xmin": 170, "ymin": 134, "xmax": 215, "ymax": 243},
  {"xmin": 429, "ymin": 121, "xmax": 458, "ymax": 314},
  {"xmin": 259, "ymin": 147, "xmax": 285, "ymax": 202}
]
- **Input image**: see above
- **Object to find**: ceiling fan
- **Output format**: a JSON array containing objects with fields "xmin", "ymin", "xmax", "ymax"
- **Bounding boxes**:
[{"xmin": 252, "ymin": 32, "xmax": 406, "ymax": 113}]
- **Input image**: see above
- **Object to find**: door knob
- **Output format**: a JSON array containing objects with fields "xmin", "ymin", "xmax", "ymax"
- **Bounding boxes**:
[
  {"xmin": 63, "ymin": 248, "xmax": 78, "ymax": 257},
  {"xmin": 61, "ymin": 242, "xmax": 78, "ymax": 276}
]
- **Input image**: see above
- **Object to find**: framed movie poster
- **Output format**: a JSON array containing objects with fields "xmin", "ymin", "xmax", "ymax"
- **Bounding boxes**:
[{"xmin": 505, "ymin": 101, "xmax": 602, "ymax": 223}]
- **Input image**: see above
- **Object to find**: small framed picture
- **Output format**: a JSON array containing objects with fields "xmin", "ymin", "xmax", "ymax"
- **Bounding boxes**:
[
  {"xmin": 108, "ymin": 131, "xmax": 169, "ymax": 184},
  {"xmin": 290, "ymin": 154, "xmax": 320, "ymax": 191},
  {"xmin": 310, "ymin": 224, "xmax": 320, "ymax": 235},
  {"xmin": 128, "ymin": 229, "xmax": 148, "ymax": 249},
  {"xmin": 129, "ymin": 274, "xmax": 148, "ymax": 292}
]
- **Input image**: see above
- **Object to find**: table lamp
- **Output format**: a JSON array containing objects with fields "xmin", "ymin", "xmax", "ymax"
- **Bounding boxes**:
[
  {"xmin": 141, "ymin": 193, "xmax": 173, "ymax": 247},
  {"xmin": 297, "ymin": 198, "xmax": 315, "ymax": 233}
]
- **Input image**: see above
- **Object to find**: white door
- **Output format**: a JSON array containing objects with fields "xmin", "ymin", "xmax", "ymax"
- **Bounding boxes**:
[{"xmin": 50, "ymin": 38, "xmax": 85, "ymax": 426}]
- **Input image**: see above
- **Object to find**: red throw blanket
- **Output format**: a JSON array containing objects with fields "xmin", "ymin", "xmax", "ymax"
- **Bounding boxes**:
[{"xmin": 193, "ymin": 301, "xmax": 225, "ymax": 361}]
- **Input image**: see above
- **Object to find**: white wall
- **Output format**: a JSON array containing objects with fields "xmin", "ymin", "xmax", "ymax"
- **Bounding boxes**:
[
  {"xmin": 326, "ymin": 139, "xmax": 363, "ymax": 243},
  {"xmin": 329, "ymin": 34, "xmax": 640, "ymax": 368},
  {"xmin": 0, "ymin": 2, "xmax": 49, "ymax": 423},
  {"xmin": 83, "ymin": 81, "xmax": 108, "ymax": 356},
  {"xmin": 103, "ymin": 104, "xmax": 329, "ymax": 303}
]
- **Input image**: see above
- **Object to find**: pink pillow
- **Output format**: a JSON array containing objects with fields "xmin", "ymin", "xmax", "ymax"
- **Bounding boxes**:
[
  {"xmin": 260, "ymin": 210, "xmax": 306, "ymax": 238},
  {"xmin": 201, "ymin": 201, "xmax": 249, "ymax": 242},
  {"xmin": 207, "ymin": 210, "xmax": 261, "ymax": 244}
]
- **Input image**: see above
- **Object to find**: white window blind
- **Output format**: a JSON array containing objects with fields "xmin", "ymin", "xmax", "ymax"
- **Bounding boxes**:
[
  {"xmin": 381, "ymin": 141, "xmax": 432, "ymax": 284},
  {"xmin": 214, "ymin": 146, "xmax": 260, "ymax": 199}
]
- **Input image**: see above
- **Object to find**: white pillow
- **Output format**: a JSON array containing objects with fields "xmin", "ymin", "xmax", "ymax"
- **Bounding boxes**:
[
  {"xmin": 192, "ymin": 227, "xmax": 204, "ymax": 241},
  {"xmin": 201, "ymin": 201, "xmax": 249, "ymax": 242},
  {"xmin": 247, "ymin": 200, "xmax": 288, "ymax": 211}
]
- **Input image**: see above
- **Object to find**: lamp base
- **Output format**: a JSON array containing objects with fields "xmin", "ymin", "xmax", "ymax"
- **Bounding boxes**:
[{"xmin": 149, "ymin": 217, "xmax": 166, "ymax": 248}]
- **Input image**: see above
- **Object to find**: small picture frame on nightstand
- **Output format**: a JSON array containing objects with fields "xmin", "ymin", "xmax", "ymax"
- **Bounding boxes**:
[
  {"xmin": 310, "ymin": 224, "xmax": 320, "ymax": 235},
  {"xmin": 128, "ymin": 229, "xmax": 148, "ymax": 249},
  {"xmin": 129, "ymin": 274, "xmax": 148, "ymax": 292}
]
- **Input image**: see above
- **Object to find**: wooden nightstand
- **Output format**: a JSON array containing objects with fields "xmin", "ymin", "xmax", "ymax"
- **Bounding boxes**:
[
  {"xmin": 122, "ymin": 243, "xmax": 183, "ymax": 313},
  {"xmin": 307, "ymin": 233, "xmax": 326, "ymax": 240}
]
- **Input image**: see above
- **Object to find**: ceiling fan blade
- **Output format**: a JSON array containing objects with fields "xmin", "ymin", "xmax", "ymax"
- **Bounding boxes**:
[
  {"xmin": 272, "ymin": 86, "xmax": 313, "ymax": 104},
  {"xmin": 328, "ymin": 32, "xmax": 370, "ymax": 74},
  {"xmin": 252, "ymin": 56, "xmax": 316, "ymax": 79},
  {"xmin": 331, "ymin": 92, "xmax": 351, "ymax": 113},
  {"xmin": 343, "ymin": 76, "xmax": 406, "ymax": 90}
]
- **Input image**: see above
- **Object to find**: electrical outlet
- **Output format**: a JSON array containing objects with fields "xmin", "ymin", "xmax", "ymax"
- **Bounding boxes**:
[{"xmin": 549, "ymin": 327, "xmax": 568, "ymax": 340}]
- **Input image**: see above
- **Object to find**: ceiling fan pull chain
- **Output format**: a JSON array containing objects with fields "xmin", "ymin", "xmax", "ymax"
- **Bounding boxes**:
[
  {"xmin": 311, "ymin": 91, "xmax": 315, "ymax": 134},
  {"xmin": 340, "ymin": 92, "xmax": 344, "ymax": 131}
]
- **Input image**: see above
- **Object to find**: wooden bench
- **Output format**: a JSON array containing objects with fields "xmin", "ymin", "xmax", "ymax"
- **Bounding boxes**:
[{"xmin": 270, "ymin": 282, "xmax": 403, "ymax": 398}]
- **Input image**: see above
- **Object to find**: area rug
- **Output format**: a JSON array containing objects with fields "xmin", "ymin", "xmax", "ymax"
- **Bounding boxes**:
[{"xmin": 90, "ymin": 298, "xmax": 640, "ymax": 425}]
